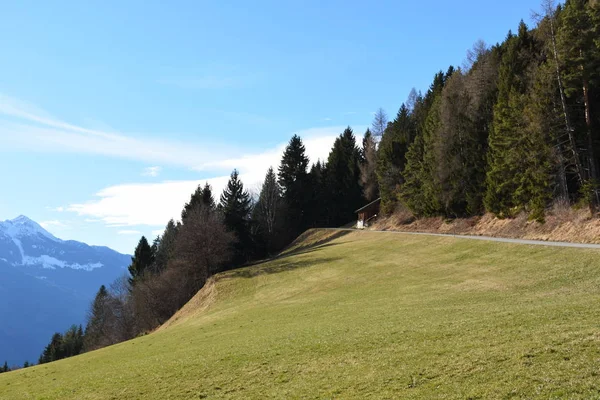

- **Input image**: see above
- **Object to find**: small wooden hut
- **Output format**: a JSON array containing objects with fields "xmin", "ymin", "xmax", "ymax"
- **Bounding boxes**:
[{"xmin": 355, "ymin": 198, "xmax": 381, "ymax": 229}]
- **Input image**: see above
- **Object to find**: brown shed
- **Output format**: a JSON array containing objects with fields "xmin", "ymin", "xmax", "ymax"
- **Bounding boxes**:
[{"xmin": 355, "ymin": 198, "xmax": 381, "ymax": 229}]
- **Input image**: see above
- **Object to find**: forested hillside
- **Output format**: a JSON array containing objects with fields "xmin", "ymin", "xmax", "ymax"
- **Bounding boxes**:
[{"xmin": 377, "ymin": 0, "xmax": 600, "ymax": 220}]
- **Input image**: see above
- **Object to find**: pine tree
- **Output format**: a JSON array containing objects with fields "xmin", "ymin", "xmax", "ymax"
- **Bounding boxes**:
[
  {"xmin": 377, "ymin": 104, "xmax": 413, "ymax": 213},
  {"xmin": 325, "ymin": 127, "xmax": 363, "ymax": 226},
  {"xmin": 128, "ymin": 236, "xmax": 154, "ymax": 285},
  {"xmin": 84, "ymin": 285, "xmax": 109, "ymax": 351},
  {"xmin": 152, "ymin": 219, "xmax": 178, "ymax": 273},
  {"xmin": 219, "ymin": 169, "xmax": 252, "ymax": 265},
  {"xmin": 557, "ymin": 0, "xmax": 600, "ymax": 208},
  {"xmin": 200, "ymin": 182, "xmax": 216, "ymax": 209},
  {"xmin": 400, "ymin": 70, "xmax": 451, "ymax": 216},
  {"xmin": 181, "ymin": 185, "xmax": 203, "ymax": 221},
  {"xmin": 485, "ymin": 22, "xmax": 553, "ymax": 219},
  {"xmin": 278, "ymin": 135, "xmax": 310, "ymax": 237}
]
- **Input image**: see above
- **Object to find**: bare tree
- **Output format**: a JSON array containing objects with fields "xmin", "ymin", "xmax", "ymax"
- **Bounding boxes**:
[
  {"xmin": 462, "ymin": 39, "xmax": 489, "ymax": 71},
  {"xmin": 360, "ymin": 130, "xmax": 379, "ymax": 201},
  {"xmin": 254, "ymin": 167, "xmax": 282, "ymax": 250},
  {"xmin": 371, "ymin": 108, "xmax": 388, "ymax": 139}
]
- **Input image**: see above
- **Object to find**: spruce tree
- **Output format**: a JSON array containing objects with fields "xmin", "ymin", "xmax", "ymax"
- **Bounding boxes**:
[
  {"xmin": 325, "ymin": 127, "xmax": 363, "ymax": 226},
  {"xmin": 200, "ymin": 182, "xmax": 216, "ymax": 209},
  {"xmin": 557, "ymin": 0, "xmax": 600, "ymax": 207},
  {"xmin": 485, "ymin": 22, "xmax": 553, "ymax": 219},
  {"xmin": 278, "ymin": 135, "xmax": 310, "ymax": 237},
  {"xmin": 84, "ymin": 285, "xmax": 109, "ymax": 351},
  {"xmin": 128, "ymin": 236, "xmax": 154, "ymax": 285},
  {"xmin": 152, "ymin": 219, "xmax": 178, "ymax": 273},
  {"xmin": 377, "ymin": 104, "xmax": 413, "ymax": 213},
  {"xmin": 219, "ymin": 169, "xmax": 252, "ymax": 265},
  {"xmin": 181, "ymin": 185, "xmax": 203, "ymax": 221}
]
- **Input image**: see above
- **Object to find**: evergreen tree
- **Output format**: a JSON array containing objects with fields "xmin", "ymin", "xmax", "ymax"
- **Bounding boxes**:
[
  {"xmin": 152, "ymin": 219, "xmax": 178, "ymax": 273},
  {"xmin": 278, "ymin": 135, "xmax": 310, "ymax": 237},
  {"xmin": 485, "ymin": 22, "xmax": 553, "ymax": 219},
  {"xmin": 400, "ymin": 70, "xmax": 451, "ymax": 216},
  {"xmin": 128, "ymin": 236, "xmax": 154, "ymax": 285},
  {"xmin": 181, "ymin": 185, "xmax": 202, "ymax": 221},
  {"xmin": 84, "ymin": 285, "xmax": 109, "ymax": 351},
  {"xmin": 307, "ymin": 160, "xmax": 328, "ymax": 227},
  {"xmin": 557, "ymin": 0, "xmax": 600, "ymax": 207},
  {"xmin": 200, "ymin": 182, "xmax": 216, "ymax": 209},
  {"xmin": 360, "ymin": 129, "xmax": 379, "ymax": 202},
  {"xmin": 219, "ymin": 169, "xmax": 252, "ymax": 265},
  {"xmin": 1, "ymin": 361, "xmax": 8, "ymax": 373},
  {"xmin": 325, "ymin": 127, "xmax": 363, "ymax": 226},
  {"xmin": 377, "ymin": 104, "xmax": 413, "ymax": 213}
]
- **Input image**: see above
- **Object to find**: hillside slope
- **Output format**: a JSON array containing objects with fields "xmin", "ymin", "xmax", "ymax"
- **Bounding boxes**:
[{"xmin": 2, "ymin": 229, "xmax": 600, "ymax": 399}]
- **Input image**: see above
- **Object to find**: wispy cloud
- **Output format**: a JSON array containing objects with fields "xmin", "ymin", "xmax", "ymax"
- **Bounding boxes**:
[
  {"xmin": 40, "ymin": 220, "xmax": 68, "ymax": 229},
  {"xmin": 142, "ymin": 166, "xmax": 161, "ymax": 177},
  {"xmin": 0, "ymin": 94, "xmax": 231, "ymax": 170}
]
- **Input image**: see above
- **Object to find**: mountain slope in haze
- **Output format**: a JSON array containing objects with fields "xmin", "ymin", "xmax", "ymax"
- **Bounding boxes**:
[
  {"xmin": 0, "ymin": 216, "xmax": 130, "ymax": 365},
  {"xmin": 3, "ymin": 229, "xmax": 600, "ymax": 399}
]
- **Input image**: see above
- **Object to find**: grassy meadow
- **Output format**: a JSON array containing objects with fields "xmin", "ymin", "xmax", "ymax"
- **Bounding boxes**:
[{"xmin": 2, "ymin": 229, "xmax": 600, "ymax": 399}]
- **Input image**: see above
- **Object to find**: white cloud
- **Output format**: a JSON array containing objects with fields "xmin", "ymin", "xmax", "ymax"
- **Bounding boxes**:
[
  {"xmin": 117, "ymin": 230, "xmax": 142, "ymax": 235},
  {"xmin": 65, "ymin": 126, "xmax": 366, "ymax": 228},
  {"xmin": 142, "ymin": 166, "xmax": 161, "ymax": 177},
  {"xmin": 40, "ymin": 220, "xmax": 68, "ymax": 229}
]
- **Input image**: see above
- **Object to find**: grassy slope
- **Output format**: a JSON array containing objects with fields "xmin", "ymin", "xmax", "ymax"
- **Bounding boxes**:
[{"xmin": 3, "ymin": 229, "xmax": 600, "ymax": 399}]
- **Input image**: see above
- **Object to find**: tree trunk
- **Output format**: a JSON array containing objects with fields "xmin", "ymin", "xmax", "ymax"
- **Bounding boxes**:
[{"xmin": 546, "ymin": 10, "xmax": 585, "ymax": 189}]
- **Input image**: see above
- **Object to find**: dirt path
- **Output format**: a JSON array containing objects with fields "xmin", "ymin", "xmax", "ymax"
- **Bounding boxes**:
[{"xmin": 327, "ymin": 228, "xmax": 600, "ymax": 249}]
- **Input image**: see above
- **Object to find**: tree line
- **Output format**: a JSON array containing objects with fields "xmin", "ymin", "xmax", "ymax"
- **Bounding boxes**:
[
  {"xmin": 23, "ymin": 0, "xmax": 600, "ymax": 367},
  {"xmin": 375, "ymin": 0, "xmax": 600, "ymax": 220}
]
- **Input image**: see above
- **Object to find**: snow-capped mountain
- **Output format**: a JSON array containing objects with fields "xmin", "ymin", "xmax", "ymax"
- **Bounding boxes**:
[{"xmin": 0, "ymin": 216, "xmax": 131, "ymax": 366}]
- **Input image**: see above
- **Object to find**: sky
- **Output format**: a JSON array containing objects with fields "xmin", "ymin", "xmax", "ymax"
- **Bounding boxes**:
[{"xmin": 0, "ymin": 0, "xmax": 544, "ymax": 254}]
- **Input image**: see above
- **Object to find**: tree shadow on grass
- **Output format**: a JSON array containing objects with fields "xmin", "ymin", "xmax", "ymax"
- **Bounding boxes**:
[
  {"xmin": 282, "ymin": 229, "xmax": 352, "ymax": 255},
  {"xmin": 225, "ymin": 255, "xmax": 344, "ymax": 279},
  {"xmin": 226, "ymin": 230, "xmax": 352, "ymax": 279}
]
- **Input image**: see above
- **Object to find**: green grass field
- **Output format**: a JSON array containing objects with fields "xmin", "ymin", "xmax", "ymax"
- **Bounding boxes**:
[{"xmin": 3, "ymin": 229, "xmax": 600, "ymax": 399}]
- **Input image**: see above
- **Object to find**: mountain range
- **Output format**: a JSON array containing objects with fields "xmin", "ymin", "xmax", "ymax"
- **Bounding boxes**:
[{"xmin": 0, "ymin": 216, "xmax": 130, "ymax": 365}]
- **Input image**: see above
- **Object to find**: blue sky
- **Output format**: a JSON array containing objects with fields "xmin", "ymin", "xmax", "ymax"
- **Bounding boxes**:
[{"xmin": 0, "ymin": 0, "xmax": 543, "ymax": 254}]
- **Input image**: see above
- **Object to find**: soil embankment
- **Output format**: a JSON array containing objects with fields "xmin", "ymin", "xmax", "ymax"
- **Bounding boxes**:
[{"xmin": 371, "ymin": 206, "xmax": 600, "ymax": 244}]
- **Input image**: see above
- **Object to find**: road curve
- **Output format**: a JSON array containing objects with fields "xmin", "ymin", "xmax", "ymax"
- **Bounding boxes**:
[{"xmin": 326, "ymin": 227, "xmax": 600, "ymax": 250}]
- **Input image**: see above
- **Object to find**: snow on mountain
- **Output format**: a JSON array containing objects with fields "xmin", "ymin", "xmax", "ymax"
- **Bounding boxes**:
[
  {"xmin": 0, "ymin": 215, "xmax": 60, "ymax": 242},
  {"xmin": 0, "ymin": 215, "xmax": 131, "ymax": 365}
]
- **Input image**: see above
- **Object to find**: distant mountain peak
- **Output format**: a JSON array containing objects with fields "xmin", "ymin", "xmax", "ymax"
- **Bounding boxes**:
[{"xmin": 1, "ymin": 215, "xmax": 59, "ymax": 242}]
